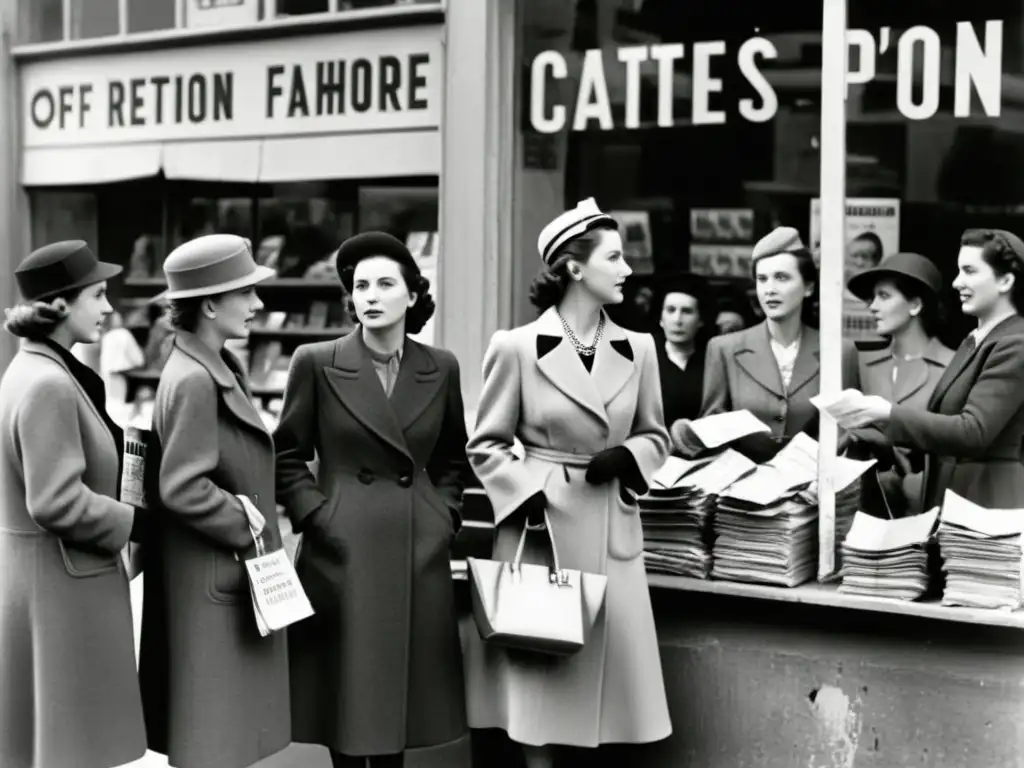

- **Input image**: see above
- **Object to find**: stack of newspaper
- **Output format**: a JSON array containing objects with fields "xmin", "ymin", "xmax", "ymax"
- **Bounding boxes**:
[
  {"xmin": 838, "ymin": 507, "xmax": 939, "ymax": 600},
  {"xmin": 937, "ymin": 490, "xmax": 1024, "ymax": 610},
  {"xmin": 641, "ymin": 451, "xmax": 755, "ymax": 578}
]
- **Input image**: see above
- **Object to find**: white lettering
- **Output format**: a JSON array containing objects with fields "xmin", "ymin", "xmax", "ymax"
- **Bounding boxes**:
[
  {"xmin": 530, "ymin": 50, "xmax": 567, "ymax": 134},
  {"xmin": 897, "ymin": 26, "xmax": 942, "ymax": 120},
  {"xmin": 617, "ymin": 46, "xmax": 648, "ymax": 129},
  {"xmin": 573, "ymin": 49, "xmax": 613, "ymax": 131},
  {"xmin": 650, "ymin": 43, "xmax": 685, "ymax": 128},
  {"xmin": 692, "ymin": 40, "xmax": 727, "ymax": 125},
  {"xmin": 845, "ymin": 29, "xmax": 876, "ymax": 97},
  {"xmin": 737, "ymin": 37, "xmax": 778, "ymax": 122},
  {"xmin": 954, "ymin": 20, "xmax": 1002, "ymax": 118}
]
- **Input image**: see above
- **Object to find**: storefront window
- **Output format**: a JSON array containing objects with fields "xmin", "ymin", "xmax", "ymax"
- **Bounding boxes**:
[
  {"xmin": 18, "ymin": 0, "xmax": 63, "ymax": 43},
  {"xmin": 167, "ymin": 185, "xmax": 255, "ymax": 256},
  {"xmin": 69, "ymin": 0, "xmax": 120, "ymax": 39},
  {"xmin": 29, "ymin": 190, "xmax": 98, "ymax": 250},
  {"xmin": 128, "ymin": 0, "xmax": 177, "ymax": 33},
  {"xmin": 257, "ymin": 182, "xmax": 354, "ymax": 278}
]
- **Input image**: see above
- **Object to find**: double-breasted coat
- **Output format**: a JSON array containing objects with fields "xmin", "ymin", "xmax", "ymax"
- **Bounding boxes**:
[
  {"xmin": 463, "ymin": 308, "xmax": 672, "ymax": 748},
  {"xmin": 886, "ymin": 315, "xmax": 1024, "ymax": 511},
  {"xmin": 274, "ymin": 331, "xmax": 471, "ymax": 764},
  {"xmin": 140, "ymin": 331, "xmax": 290, "ymax": 768},
  {"xmin": 0, "ymin": 341, "xmax": 146, "ymax": 768}
]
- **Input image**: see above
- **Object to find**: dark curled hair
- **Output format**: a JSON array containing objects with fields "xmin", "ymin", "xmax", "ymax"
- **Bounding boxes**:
[
  {"xmin": 166, "ymin": 296, "xmax": 207, "ymax": 333},
  {"xmin": 529, "ymin": 221, "xmax": 620, "ymax": 312},
  {"xmin": 338, "ymin": 260, "xmax": 436, "ymax": 336},
  {"xmin": 3, "ymin": 286, "xmax": 84, "ymax": 341},
  {"xmin": 961, "ymin": 228, "xmax": 1024, "ymax": 313},
  {"xmin": 886, "ymin": 274, "xmax": 945, "ymax": 339},
  {"xmin": 751, "ymin": 246, "xmax": 820, "ymax": 328}
]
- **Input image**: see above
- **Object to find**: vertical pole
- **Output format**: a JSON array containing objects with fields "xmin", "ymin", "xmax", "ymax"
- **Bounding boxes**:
[
  {"xmin": 118, "ymin": 0, "xmax": 128, "ymax": 35},
  {"xmin": 817, "ymin": 0, "xmax": 848, "ymax": 581}
]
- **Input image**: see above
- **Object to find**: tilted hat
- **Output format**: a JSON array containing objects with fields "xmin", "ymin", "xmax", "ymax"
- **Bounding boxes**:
[
  {"xmin": 847, "ymin": 252, "xmax": 943, "ymax": 302},
  {"xmin": 15, "ymin": 240, "xmax": 122, "ymax": 302},
  {"xmin": 751, "ymin": 226, "xmax": 807, "ymax": 261},
  {"xmin": 537, "ymin": 198, "xmax": 617, "ymax": 266},
  {"xmin": 158, "ymin": 234, "xmax": 275, "ymax": 300},
  {"xmin": 335, "ymin": 231, "xmax": 420, "ymax": 294}
]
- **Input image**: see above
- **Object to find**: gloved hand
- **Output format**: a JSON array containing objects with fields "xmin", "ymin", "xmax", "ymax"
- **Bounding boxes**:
[
  {"xmin": 585, "ymin": 446, "xmax": 643, "ymax": 491},
  {"xmin": 515, "ymin": 491, "xmax": 547, "ymax": 527}
]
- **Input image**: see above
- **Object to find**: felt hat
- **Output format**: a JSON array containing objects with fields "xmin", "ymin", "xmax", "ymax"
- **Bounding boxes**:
[
  {"xmin": 537, "ymin": 197, "xmax": 617, "ymax": 266},
  {"xmin": 847, "ymin": 252, "xmax": 943, "ymax": 302},
  {"xmin": 751, "ymin": 226, "xmax": 807, "ymax": 262},
  {"xmin": 15, "ymin": 240, "xmax": 122, "ymax": 302},
  {"xmin": 159, "ymin": 234, "xmax": 275, "ymax": 300},
  {"xmin": 335, "ymin": 232, "xmax": 419, "ymax": 294}
]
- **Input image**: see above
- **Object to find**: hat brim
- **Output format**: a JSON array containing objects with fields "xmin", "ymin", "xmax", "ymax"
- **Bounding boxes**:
[
  {"xmin": 847, "ymin": 266, "xmax": 938, "ymax": 303},
  {"xmin": 155, "ymin": 266, "xmax": 276, "ymax": 301},
  {"xmin": 31, "ymin": 261, "xmax": 124, "ymax": 301}
]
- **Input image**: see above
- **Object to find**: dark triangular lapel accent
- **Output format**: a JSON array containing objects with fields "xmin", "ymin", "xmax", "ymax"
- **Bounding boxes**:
[
  {"xmin": 733, "ymin": 323, "xmax": 785, "ymax": 398},
  {"xmin": 786, "ymin": 326, "xmax": 820, "ymax": 396},
  {"xmin": 593, "ymin": 320, "xmax": 635, "ymax": 405},
  {"xmin": 324, "ymin": 332, "xmax": 411, "ymax": 460},
  {"xmin": 533, "ymin": 308, "xmax": 607, "ymax": 425},
  {"xmin": 610, "ymin": 338, "xmax": 633, "ymax": 361},
  {"xmin": 390, "ymin": 339, "xmax": 444, "ymax": 431},
  {"xmin": 537, "ymin": 335, "xmax": 560, "ymax": 359}
]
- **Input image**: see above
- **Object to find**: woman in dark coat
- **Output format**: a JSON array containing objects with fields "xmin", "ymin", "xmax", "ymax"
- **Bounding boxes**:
[
  {"xmin": 140, "ymin": 234, "xmax": 291, "ymax": 768},
  {"xmin": 654, "ymin": 274, "xmax": 710, "ymax": 427},
  {"xmin": 0, "ymin": 241, "xmax": 146, "ymax": 768},
  {"xmin": 274, "ymin": 232, "xmax": 471, "ymax": 768},
  {"xmin": 836, "ymin": 228, "xmax": 1024, "ymax": 512}
]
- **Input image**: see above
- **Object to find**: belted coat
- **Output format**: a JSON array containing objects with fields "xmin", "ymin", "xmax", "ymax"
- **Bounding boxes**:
[
  {"xmin": 274, "ymin": 331, "xmax": 471, "ymax": 765},
  {"xmin": 463, "ymin": 308, "xmax": 672, "ymax": 748},
  {"xmin": 0, "ymin": 341, "xmax": 146, "ymax": 768}
]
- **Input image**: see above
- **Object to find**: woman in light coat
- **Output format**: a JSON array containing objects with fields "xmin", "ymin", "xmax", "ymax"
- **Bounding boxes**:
[
  {"xmin": 464, "ymin": 198, "xmax": 672, "ymax": 768},
  {"xmin": 139, "ymin": 234, "xmax": 290, "ymax": 768},
  {"xmin": 0, "ymin": 241, "xmax": 146, "ymax": 768}
]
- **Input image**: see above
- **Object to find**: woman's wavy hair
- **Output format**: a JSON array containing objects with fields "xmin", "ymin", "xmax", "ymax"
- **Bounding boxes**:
[
  {"xmin": 3, "ymin": 286, "xmax": 84, "ymax": 341},
  {"xmin": 961, "ymin": 228, "xmax": 1024, "ymax": 313},
  {"xmin": 529, "ymin": 221, "xmax": 620, "ymax": 312},
  {"xmin": 338, "ymin": 259, "xmax": 436, "ymax": 335},
  {"xmin": 751, "ymin": 246, "xmax": 820, "ymax": 328}
]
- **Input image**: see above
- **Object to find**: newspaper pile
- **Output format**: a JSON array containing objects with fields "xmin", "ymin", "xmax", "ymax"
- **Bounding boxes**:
[{"xmin": 838, "ymin": 507, "xmax": 939, "ymax": 601}]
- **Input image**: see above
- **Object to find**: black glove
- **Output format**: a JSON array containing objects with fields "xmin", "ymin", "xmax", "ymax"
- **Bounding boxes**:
[
  {"xmin": 515, "ymin": 491, "xmax": 547, "ymax": 527},
  {"xmin": 730, "ymin": 432, "xmax": 783, "ymax": 464},
  {"xmin": 585, "ymin": 446, "xmax": 646, "ymax": 493}
]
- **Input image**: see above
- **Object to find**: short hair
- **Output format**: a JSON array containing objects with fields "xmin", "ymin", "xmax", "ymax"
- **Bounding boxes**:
[
  {"xmin": 529, "ymin": 221, "xmax": 620, "ymax": 312},
  {"xmin": 751, "ymin": 246, "xmax": 820, "ymax": 327},
  {"xmin": 961, "ymin": 228, "xmax": 1024, "ymax": 313}
]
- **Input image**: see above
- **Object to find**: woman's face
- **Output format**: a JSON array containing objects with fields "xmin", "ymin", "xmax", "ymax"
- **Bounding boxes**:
[
  {"xmin": 576, "ymin": 229, "xmax": 632, "ymax": 305},
  {"xmin": 207, "ymin": 286, "xmax": 264, "ymax": 340},
  {"xmin": 63, "ymin": 281, "xmax": 114, "ymax": 344},
  {"xmin": 754, "ymin": 253, "xmax": 813, "ymax": 322},
  {"xmin": 869, "ymin": 279, "xmax": 922, "ymax": 336},
  {"xmin": 660, "ymin": 291, "xmax": 702, "ymax": 345},
  {"xmin": 715, "ymin": 310, "xmax": 745, "ymax": 335},
  {"xmin": 352, "ymin": 256, "xmax": 416, "ymax": 331},
  {"xmin": 953, "ymin": 245, "xmax": 1013, "ymax": 318}
]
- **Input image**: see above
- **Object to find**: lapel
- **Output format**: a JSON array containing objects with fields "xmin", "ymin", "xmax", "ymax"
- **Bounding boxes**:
[
  {"xmin": 787, "ymin": 326, "xmax": 820, "ymax": 396},
  {"xmin": 894, "ymin": 338, "xmax": 952, "ymax": 404},
  {"xmin": 389, "ymin": 337, "xmax": 445, "ymax": 432},
  {"xmin": 22, "ymin": 341, "xmax": 116, "ymax": 455},
  {"xmin": 173, "ymin": 332, "xmax": 269, "ymax": 439},
  {"xmin": 859, "ymin": 343, "xmax": 896, "ymax": 401},
  {"xmin": 929, "ymin": 315, "xmax": 1024, "ymax": 408},
  {"xmin": 322, "ymin": 330, "xmax": 412, "ymax": 461},
  {"xmin": 733, "ymin": 323, "xmax": 785, "ymax": 398}
]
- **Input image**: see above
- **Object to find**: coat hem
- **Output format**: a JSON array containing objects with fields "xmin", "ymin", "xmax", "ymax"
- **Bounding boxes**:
[{"xmin": 478, "ymin": 724, "xmax": 674, "ymax": 749}]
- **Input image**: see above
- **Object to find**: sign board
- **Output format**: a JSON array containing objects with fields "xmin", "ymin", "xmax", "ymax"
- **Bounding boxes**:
[{"xmin": 21, "ymin": 25, "xmax": 443, "ymax": 148}]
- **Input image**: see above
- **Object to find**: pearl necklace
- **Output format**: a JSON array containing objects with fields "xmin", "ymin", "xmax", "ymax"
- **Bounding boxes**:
[{"xmin": 557, "ymin": 311, "xmax": 604, "ymax": 357}]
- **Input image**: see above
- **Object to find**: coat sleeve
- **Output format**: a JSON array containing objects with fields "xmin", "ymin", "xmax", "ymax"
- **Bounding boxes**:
[
  {"xmin": 467, "ymin": 330, "xmax": 542, "ymax": 526},
  {"xmin": 273, "ymin": 344, "xmax": 328, "ymax": 529},
  {"xmin": 622, "ymin": 334, "xmax": 671, "ymax": 482},
  {"xmin": 427, "ymin": 352, "xmax": 470, "ymax": 522},
  {"xmin": 698, "ymin": 336, "xmax": 731, "ymax": 417},
  {"xmin": 887, "ymin": 335, "xmax": 1024, "ymax": 458},
  {"xmin": 156, "ymin": 368, "xmax": 252, "ymax": 550},
  {"xmin": 16, "ymin": 375, "xmax": 134, "ymax": 553}
]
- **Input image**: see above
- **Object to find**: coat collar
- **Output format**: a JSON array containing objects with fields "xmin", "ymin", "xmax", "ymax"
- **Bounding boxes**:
[
  {"xmin": 929, "ymin": 314, "xmax": 1024, "ymax": 408},
  {"xmin": 533, "ymin": 307, "xmax": 635, "ymax": 427},
  {"xmin": 732, "ymin": 321, "xmax": 819, "ymax": 398},
  {"xmin": 21, "ymin": 339, "xmax": 117, "ymax": 454},
  {"xmin": 323, "ymin": 328, "xmax": 443, "ymax": 461},
  {"xmin": 172, "ymin": 331, "xmax": 269, "ymax": 438},
  {"xmin": 860, "ymin": 337, "xmax": 954, "ymax": 404}
]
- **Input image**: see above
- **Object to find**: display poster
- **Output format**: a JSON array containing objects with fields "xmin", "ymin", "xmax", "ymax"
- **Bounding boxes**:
[{"xmin": 689, "ymin": 208, "xmax": 755, "ymax": 278}]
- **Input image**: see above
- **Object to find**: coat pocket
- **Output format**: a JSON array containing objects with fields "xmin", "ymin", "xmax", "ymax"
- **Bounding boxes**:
[
  {"xmin": 208, "ymin": 549, "xmax": 247, "ymax": 603},
  {"xmin": 57, "ymin": 539, "xmax": 120, "ymax": 578},
  {"xmin": 607, "ymin": 484, "xmax": 644, "ymax": 561}
]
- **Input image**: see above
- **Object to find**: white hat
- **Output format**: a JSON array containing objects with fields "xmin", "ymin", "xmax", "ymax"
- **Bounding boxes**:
[{"xmin": 537, "ymin": 198, "xmax": 616, "ymax": 266}]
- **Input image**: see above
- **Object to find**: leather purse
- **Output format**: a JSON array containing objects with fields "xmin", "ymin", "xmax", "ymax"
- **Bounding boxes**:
[{"xmin": 467, "ymin": 511, "xmax": 608, "ymax": 656}]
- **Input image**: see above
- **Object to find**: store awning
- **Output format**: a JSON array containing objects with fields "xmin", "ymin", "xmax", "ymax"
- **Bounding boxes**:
[{"xmin": 21, "ymin": 130, "xmax": 441, "ymax": 186}]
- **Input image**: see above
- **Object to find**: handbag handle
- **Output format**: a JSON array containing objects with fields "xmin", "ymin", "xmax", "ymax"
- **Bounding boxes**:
[{"xmin": 511, "ymin": 509, "xmax": 563, "ymax": 579}]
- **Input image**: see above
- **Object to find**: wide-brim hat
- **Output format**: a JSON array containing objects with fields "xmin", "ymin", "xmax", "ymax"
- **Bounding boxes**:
[
  {"xmin": 847, "ymin": 252, "xmax": 943, "ymax": 302},
  {"xmin": 537, "ymin": 197, "xmax": 617, "ymax": 267},
  {"xmin": 335, "ymin": 232, "xmax": 419, "ymax": 294},
  {"xmin": 15, "ymin": 240, "xmax": 123, "ymax": 302},
  {"xmin": 157, "ymin": 234, "xmax": 275, "ymax": 301}
]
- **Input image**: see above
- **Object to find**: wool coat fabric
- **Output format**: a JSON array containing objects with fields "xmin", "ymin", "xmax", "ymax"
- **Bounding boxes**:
[
  {"xmin": 274, "ymin": 331, "xmax": 471, "ymax": 766},
  {"xmin": 140, "ymin": 331, "xmax": 290, "ymax": 768},
  {"xmin": 0, "ymin": 340, "xmax": 146, "ymax": 768},
  {"xmin": 887, "ymin": 315, "xmax": 1024, "ymax": 511},
  {"xmin": 463, "ymin": 308, "xmax": 672, "ymax": 748}
]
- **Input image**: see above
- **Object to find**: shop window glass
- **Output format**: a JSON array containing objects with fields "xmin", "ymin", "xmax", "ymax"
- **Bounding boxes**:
[
  {"xmin": 69, "ymin": 0, "xmax": 120, "ymax": 39},
  {"xmin": 99, "ymin": 180, "xmax": 167, "ymax": 281},
  {"xmin": 29, "ymin": 190, "xmax": 99, "ymax": 250},
  {"xmin": 167, "ymin": 187, "xmax": 255, "ymax": 257},
  {"xmin": 128, "ymin": 0, "xmax": 176, "ymax": 32},
  {"xmin": 275, "ymin": 0, "xmax": 328, "ymax": 16},
  {"xmin": 257, "ymin": 182, "xmax": 355, "ymax": 279},
  {"xmin": 18, "ymin": 0, "xmax": 63, "ymax": 43}
]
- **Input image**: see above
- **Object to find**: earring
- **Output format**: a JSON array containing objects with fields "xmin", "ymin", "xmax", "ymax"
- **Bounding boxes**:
[{"xmin": 909, "ymin": 309, "xmax": 919, "ymax": 317}]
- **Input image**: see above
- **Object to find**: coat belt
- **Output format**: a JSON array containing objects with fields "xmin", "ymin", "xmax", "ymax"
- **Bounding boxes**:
[{"xmin": 523, "ymin": 445, "xmax": 594, "ymax": 467}]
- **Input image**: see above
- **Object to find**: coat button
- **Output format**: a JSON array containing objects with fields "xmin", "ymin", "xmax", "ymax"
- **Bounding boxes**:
[
  {"xmin": 398, "ymin": 475, "xmax": 412, "ymax": 488},
  {"xmin": 357, "ymin": 468, "xmax": 374, "ymax": 485}
]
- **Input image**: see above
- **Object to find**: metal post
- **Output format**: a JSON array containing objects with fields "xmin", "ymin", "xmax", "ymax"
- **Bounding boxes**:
[{"xmin": 817, "ymin": 0, "xmax": 848, "ymax": 581}]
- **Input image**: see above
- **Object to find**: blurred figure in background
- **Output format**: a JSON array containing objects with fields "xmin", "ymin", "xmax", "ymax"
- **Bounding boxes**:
[{"xmin": 655, "ymin": 275, "xmax": 711, "ymax": 427}]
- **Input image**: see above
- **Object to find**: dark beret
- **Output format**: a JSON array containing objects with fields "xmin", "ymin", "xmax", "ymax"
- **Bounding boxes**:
[
  {"xmin": 655, "ymin": 273, "xmax": 709, "ymax": 313},
  {"xmin": 335, "ymin": 232, "xmax": 419, "ymax": 294}
]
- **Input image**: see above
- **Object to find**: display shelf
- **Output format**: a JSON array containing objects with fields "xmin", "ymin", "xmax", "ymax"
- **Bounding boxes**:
[{"xmin": 123, "ymin": 369, "xmax": 284, "ymax": 400}]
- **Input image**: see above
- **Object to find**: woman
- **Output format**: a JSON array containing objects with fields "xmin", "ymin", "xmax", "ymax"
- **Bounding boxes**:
[
  {"xmin": 655, "ymin": 275, "xmax": 710, "ymax": 426},
  {"xmin": 139, "ymin": 234, "xmax": 290, "ymax": 768},
  {"xmin": 844, "ymin": 252, "xmax": 954, "ymax": 517},
  {"xmin": 835, "ymin": 228, "xmax": 1024, "ymax": 512},
  {"xmin": 465, "ymin": 198, "xmax": 672, "ymax": 768},
  {"xmin": 274, "ymin": 232, "xmax": 471, "ymax": 768},
  {"xmin": 0, "ymin": 241, "xmax": 147, "ymax": 768},
  {"xmin": 671, "ymin": 226, "xmax": 857, "ymax": 462}
]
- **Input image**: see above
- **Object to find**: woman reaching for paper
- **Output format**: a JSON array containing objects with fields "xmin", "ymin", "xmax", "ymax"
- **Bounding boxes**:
[{"xmin": 832, "ymin": 229, "xmax": 1024, "ymax": 511}]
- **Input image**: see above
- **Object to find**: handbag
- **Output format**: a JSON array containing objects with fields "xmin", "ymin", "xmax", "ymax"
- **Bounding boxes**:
[
  {"xmin": 467, "ymin": 511, "xmax": 608, "ymax": 656},
  {"xmin": 241, "ymin": 525, "xmax": 315, "ymax": 637}
]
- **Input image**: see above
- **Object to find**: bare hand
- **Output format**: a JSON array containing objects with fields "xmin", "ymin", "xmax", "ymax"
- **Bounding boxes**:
[
  {"xmin": 834, "ymin": 394, "xmax": 893, "ymax": 430},
  {"xmin": 669, "ymin": 419, "xmax": 705, "ymax": 458}
]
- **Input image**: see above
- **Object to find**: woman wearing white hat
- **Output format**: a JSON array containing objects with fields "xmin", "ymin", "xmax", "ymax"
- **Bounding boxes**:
[
  {"xmin": 465, "ymin": 199, "xmax": 672, "ymax": 766},
  {"xmin": 138, "ymin": 234, "xmax": 291, "ymax": 768}
]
